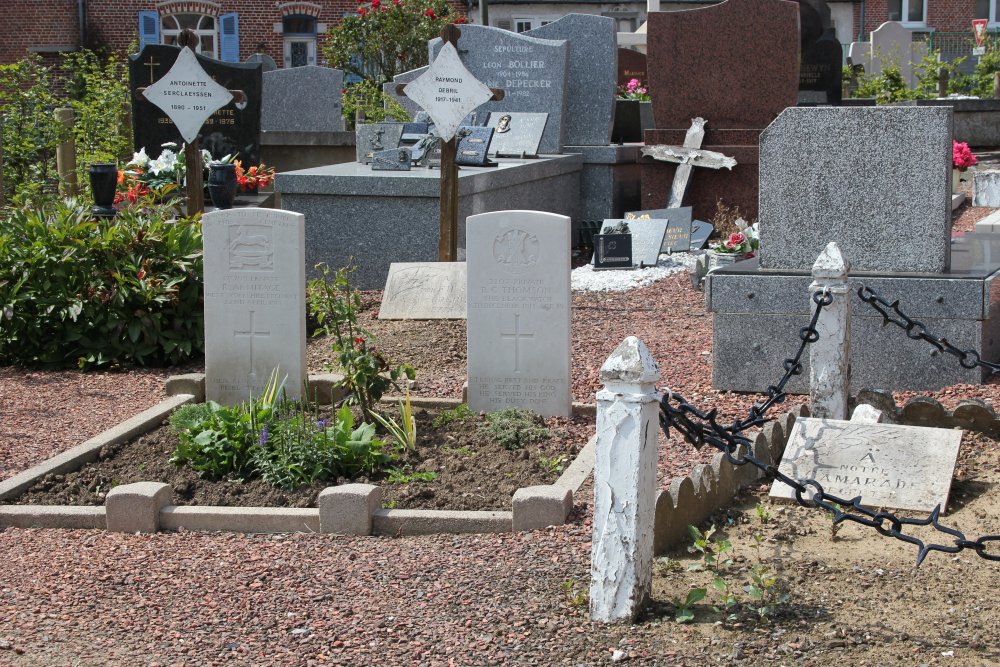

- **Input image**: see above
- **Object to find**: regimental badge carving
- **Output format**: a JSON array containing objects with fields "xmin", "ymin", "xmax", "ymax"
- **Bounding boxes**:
[
  {"xmin": 229, "ymin": 225, "xmax": 274, "ymax": 271},
  {"xmin": 492, "ymin": 228, "xmax": 539, "ymax": 273}
]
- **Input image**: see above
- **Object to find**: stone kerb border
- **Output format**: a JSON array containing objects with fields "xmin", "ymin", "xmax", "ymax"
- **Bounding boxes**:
[
  {"xmin": 653, "ymin": 405, "xmax": 810, "ymax": 554},
  {"xmin": 855, "ymin": 389, "xmax": 1000, "ymax": 435},
  {"xmin": 0, "ymin": 374, "xmax": 596, "ymax": 536}
]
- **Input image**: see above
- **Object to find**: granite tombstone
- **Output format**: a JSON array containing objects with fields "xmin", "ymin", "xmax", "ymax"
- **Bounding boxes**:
[
  {"xmin": 203, "ymin": 208, "xmax": 307, "ymax": 405},
  {"xmin": 625, "ymin": 207, "xmax": 692, "ymax": 253},
  {"xmin": 429, "ymin": 26, "xmax": 569, "ymax": 154},
  {"xmin": 379, "ymin": 262, "xmax": 467, "ymax": 319},
  {"xmin": 770, "ymin": 417, "xmax": 963, "ymax": 512},
  {"xmin": 799, "ymin": 28, "xmax": 843, "ymax": 105},
  {"xmin": 525, "ymin": 14, "xmax": 616, "ymax": 147},
  {"xmin": 384, "ymin": 66, "xmax": 428, "ymax": 120},
  {"xmin": 262, "ymin": 66, "xmax": 345, "ymax": 132},
  {"xmin": 356, "ymin": 123, "xmax": 404, "ymax": 164},
  {"xmin": 467, "ymin": 210, "xmax": 572, "ymax": 417},
  {"xmin": 870, "ymin": 21, "xmax": 927, "ymax": 88},
  {"xmin": 758, "ymin": 106, "xmax": 951, "ymax": 273},
  {"xmin": 130, "ymin": 44, "xmax": 262, "ymax": 165}
]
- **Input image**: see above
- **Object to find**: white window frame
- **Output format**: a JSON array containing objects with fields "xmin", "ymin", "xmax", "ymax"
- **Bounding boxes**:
[
  {"xmin": 887, "ymin": 0, "xmax": 927, "ymax": 28},
  {"xmin": 512, "ymin": 16, "xmax": 558, "ymax": 33},
  {"xmin": 282, "ymin": 14, "xmax": 318, "ymax": 68},
  {"xmin": 976, "ymin": 0, "xmax": 1000, "ymax": 27},
  {"xmin": 161, "ymin": 13, "xmax": 218, "ymax": 59}
]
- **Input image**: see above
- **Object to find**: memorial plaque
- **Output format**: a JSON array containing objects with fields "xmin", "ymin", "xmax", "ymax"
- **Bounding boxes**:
[
  {"xmin": 625, "ymin": 207, "xmax": 693, "ymax": 253},
  {"xmin": 455, "ymin": 126, "xmax": 495, "ymax": 166},
  {"xmin": 486, "ymin": 112, "xmax": 547, "ymax": 157},
  {"xmin": 593, "ymin": 234, "xmax": 633, "ymax": 270},
  {"xmin": 130, "ymin": 44, "xmax": 262, "ymax": 164},
  {"xmin": 429, "ymin": 26, "xmax": 569, "ymax": 154},
  {"xmin": 467, "ymin": 210, "xmax": 572, "ymax": 417},
  {"xmin": 356, "ymin": 123, "xmax": 404, "ymax": 164},
  {"xmin": 400, "ymin": 121, "xmax": 429, "ymax": 144},
  {"xmin": 403, "ymin": 42, "xmax": 495, "ymax": 142},
  {"xmin": 379, "ymin": 262, "xmax": 467, "ymax": 319},
  {"xmin": 770, "ymin": 417, "xmax": 963, "ymax": 512},
  {"xmin": 372, "ymin": 147, "xmax": 412, "ymax": 171},
  {"xmin": 600, "ymin": 218, "xmax": 666, "ymax": 267},
  {"xmin": 142, "ymin": 47, "xmax": 233, "ymax": 143},
  {"xmin": 203, "ymin": 208, "xmax": 307, "ymax": 405},
  {"xmin": 689, "ymin": 219, "xmax": 714, "ymax": 250}
]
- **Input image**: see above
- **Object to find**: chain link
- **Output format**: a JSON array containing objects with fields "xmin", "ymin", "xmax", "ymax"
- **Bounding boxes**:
[{"xmin": 659, "ymin": 287, "xmax": 1000, "ymax": 566}]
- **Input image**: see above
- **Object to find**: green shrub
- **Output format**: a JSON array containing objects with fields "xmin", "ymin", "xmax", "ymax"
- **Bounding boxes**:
[
  {"xmin": 0, "ymin": 193, "xmax": 203, "ymax": 368},
  {"xmin": 169, "ymin": 372, "xmax": 393, "ymax": 488},
  {"xmin": 432, "ymin": 402, "xmax": 472, "ymax": 428},
  {"xmin": 342, "ymin": 79, "xmax": 411, "ymax": 125},
  {"xmin": 479, "ymin": 408, "xmax": 551, "ymax": 450}
]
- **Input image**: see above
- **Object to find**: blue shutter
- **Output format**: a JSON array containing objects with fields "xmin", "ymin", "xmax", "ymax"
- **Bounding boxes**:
[
  {"xmin": 220, "ymin": 13, "xmax": 239, "ymax": 62},
  {"xmin": 138, "ymin": 11, "xmax": 159, "ymax": 51}
]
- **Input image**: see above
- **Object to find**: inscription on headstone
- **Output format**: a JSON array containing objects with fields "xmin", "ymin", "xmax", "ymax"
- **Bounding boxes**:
[
  {"xmin": 625, "ymin": 207, "xmax": 693, "ymax": 253},
  {"xmin": 130, "ymin": 44, "xmax": 262, "ymax": 164},
  {"xmin": 770, "ymin": 417, "xmax": 963, "ymax": 512},
  {"xmin": 593, "ymin": 233, "xmax": 633, "ymax": 270},
  {"xmin": 467, "ymin": 210, "xmax": 571, "ymax": 417},
  {"xmin": 379, "ymin": 262, "xmax": 467, "ymax": 319},
  {"xmin": 486, "ymin": 112, "xmax": 547, "ymax": 157},
  {"xmin": 203, "ymin": 208, "xmax": 307, "ymax": 405}
]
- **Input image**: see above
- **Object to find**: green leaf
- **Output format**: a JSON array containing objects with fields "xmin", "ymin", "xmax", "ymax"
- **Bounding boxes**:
[
  {"xmin": 675, "ymin": 608, "xmax": 694, "ymax": 624},
  {"xmin": 685, "ymin": 588, "xmax": 706, "ymax": 605}
]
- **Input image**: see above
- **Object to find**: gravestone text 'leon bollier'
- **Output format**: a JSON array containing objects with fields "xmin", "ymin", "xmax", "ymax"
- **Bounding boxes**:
[
  {"xmin": 130, "ymin": 44, "xmax": 263, "ymax": 165},
  {"xmin": 429, "ymin": 25, "xmax": 569, "ymax": 154},
  {"xmin": 466, "ymin": 210, "xmax": 572, "ymax": 417},
  {"xmin": 770, "ymin": 418, "xmax": 963, "ymax": 512},
  {"xmin": 203, "ymin": 208, "xmax": 307, "ymax": 405}
]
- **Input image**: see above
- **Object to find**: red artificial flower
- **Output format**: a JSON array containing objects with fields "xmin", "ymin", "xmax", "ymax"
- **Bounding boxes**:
[
  {"xmin": 728, "ymin": 232, "xmax": 746, "ymax": 246},
  {"xmin": 424, "ymin": 9, "xmax": 435, "ymax": 17}
]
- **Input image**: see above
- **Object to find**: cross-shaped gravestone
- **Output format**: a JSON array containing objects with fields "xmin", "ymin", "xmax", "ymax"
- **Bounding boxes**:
[
  {"xmin": 641, "ymin": 118, "xmax": 737, "ymax": 208},
  {"xmin": 233, "ymin": 309, "xmax": 270, "ymax": 376},
  {"xmin": 500, "ymin": 313, "xmax": 534, "ymax": 373},
  {"xmin": 397, "ymin": 24, "xmax": 504, "ymax": 261},
  {"xmin": 136, "ymin": 29, "xmax": 247, "ymax": 215}
]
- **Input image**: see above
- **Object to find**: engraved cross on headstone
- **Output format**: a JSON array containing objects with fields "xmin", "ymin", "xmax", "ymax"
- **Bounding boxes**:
[
  {"xmin": 397, "ymin": 24, "xmax": 505, "ymax": 262},
  {"xmin": 641, "ymin": 118, "xmax": 737, "ymax": 209},
  {"xmin": 500, "ymin": 313, "xmax": 534, "ymax": 373},
  {"xmin": 233, "ymin": 309, "xmax": 271, "ymax": 376}
]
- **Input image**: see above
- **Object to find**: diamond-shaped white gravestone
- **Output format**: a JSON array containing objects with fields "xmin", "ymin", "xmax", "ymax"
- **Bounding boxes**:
[
  {"xmin": 402, "ymin": 42, "xmax": 493, "ymax": 142},
  {"xmin": 143, "ymin": 47, "xmax": 233, "ymax": 144}
]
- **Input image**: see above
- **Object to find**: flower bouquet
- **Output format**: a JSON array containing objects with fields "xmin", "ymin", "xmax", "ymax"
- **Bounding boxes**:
[
  {"xmin": 953, "ymin": 140, "xmax": 977, "ymax": 171},
  {"xmin": 617, "ymin": 78, "xmax": 650, "ymax": 101},
  {"xmin": 234, "ymin": 160, "xmax": 276, "ymax": 192},
  {"xmin": 711, "ymin": 219, "xmax": 759, "ymax": 257},
  {"xmin": 116, "ymin": 142, "xmax": 212, "ymax": 205}
]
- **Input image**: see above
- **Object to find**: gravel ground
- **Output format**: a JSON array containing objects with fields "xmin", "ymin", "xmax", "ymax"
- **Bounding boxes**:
[{"xmin": 6, "ymin": 206, "xmax": 1000, "ymax": 663}]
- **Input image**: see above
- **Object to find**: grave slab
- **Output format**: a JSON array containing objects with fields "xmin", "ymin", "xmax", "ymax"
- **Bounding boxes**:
[
  {"xmin": 601, "ymin": 219, "xmax": 665, "ymax": 267},
  {"xmin": 203, "ymin": 208, "xmax": 307, "ymax": 404},
  {"xmin": 466, "ymin": 210, "xmax": 572, "ymax": 417},
  {"xmin": 625, "ymin": 207, "xmax": 692, "ymax": 253},
  {"xmin": 770, "ymin": 417, "xmax": 962, "ymax": 512},
  {"xmin": 379, "ymin": 262, "xmax": 467, "ymax": 319}
]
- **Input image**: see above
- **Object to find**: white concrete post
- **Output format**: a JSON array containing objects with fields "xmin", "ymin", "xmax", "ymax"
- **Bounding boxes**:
[
  {"xmin": 809, "ymin": 242, "xmax": 851, "ymax": 420},
  {"xmin": 590, "ymin": 336, "xmax": 660, "ymax": 622}
]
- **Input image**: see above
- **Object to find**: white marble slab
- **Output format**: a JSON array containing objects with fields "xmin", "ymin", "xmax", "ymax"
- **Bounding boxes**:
[
  {"xmin": 770, "ymin": 417, "xmax": 963, "ymax": 512},
  {"xmin": 378, "ymin": 262, "xmax": 467, "ymax": 320}
]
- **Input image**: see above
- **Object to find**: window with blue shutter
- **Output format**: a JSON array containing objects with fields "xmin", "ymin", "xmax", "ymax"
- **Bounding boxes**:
[
  {"xmin": 138, "ymin": 11, "xmax": 160, "ymax": 51},
  {"xmin": 219, "ymin": 13, "xmax": 239, "ymax": 62}
]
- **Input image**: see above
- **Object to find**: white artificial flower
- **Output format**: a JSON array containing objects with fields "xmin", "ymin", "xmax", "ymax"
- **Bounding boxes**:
[
  {"xmin": 148, "ymin": 152, "xmax": 175, "ymax": 176},
  {"xmin": 202, "ymin": 149, "xmax": 213, "ymax": 163},
  {"xmin": 130, "ymin": 146, "xmax": 149, "ymax": 167}
]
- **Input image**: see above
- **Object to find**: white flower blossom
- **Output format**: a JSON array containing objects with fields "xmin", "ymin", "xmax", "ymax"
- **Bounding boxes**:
[{"xmin": 129, "ymin": 147, "xmax": 149, "ymax": 167}]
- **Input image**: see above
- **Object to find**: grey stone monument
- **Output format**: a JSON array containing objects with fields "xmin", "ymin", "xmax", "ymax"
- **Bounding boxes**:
[
  {"xmin": 429, "ymin": 26, "xmax": 569, "ymax": 155},
  {"xmin": 262, "ymin": 66, "xmax": 345, "ymax": 133}
]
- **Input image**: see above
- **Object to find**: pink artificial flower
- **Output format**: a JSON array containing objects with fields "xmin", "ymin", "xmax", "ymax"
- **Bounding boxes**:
[{"xmin": 728, "ymin": 232, "xmax": 747, "ymax": 246}]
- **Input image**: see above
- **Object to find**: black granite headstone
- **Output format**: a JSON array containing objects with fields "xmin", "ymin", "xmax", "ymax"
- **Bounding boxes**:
[
  {"xmin": 130, "ymin": 44, "xmax": 262, "ymax": 165},
  {"xmin": 593, "ymin": 234, "xmax": 633, "ymax": 270},
  {"xmin": 799, "ymin": 29, "xmax": 843, "ymax": 105}
]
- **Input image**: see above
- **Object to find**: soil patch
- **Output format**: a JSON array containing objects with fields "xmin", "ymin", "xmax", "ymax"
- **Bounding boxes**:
[
  {"xmin": 11, "ymin": 406, "xmax": 592, "ymax": 511},
  {"xmin": 641, "ymin": 428, "xmax": 1000, "ymax": 664}
]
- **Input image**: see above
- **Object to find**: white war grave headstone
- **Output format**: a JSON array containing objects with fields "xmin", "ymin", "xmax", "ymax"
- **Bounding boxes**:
[
  {"xmin": 466, "ymin": 210, "xmax": 572, "ymax": 417},
  {"xmin": 203, "ymin": 208, "xmax": 307, "ymax": 405},
  {"xmin": 770, "ymin": 418, "xmax": 963, "ymax": 512},
  {"xmin": 139, "ymin": 33, "xmax": 241, "ymax": 214},
  {"xmin": 400, "ymin": 24, "xmax": 501, "ymax": 261}
]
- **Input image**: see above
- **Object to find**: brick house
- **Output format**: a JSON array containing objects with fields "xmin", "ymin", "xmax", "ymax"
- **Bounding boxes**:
[{"xmin": 0, "ymin": 0, "xmax": 467, "ymax": 68}]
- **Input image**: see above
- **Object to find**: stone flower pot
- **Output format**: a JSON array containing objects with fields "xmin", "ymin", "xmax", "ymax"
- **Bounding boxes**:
[
  {"xmin": 207, "ymin": 163, "xmax": 238, "ymax": 210},
  {"xmin": 88, "ymin": 163, "xmax": 118, "ymax": 219}
]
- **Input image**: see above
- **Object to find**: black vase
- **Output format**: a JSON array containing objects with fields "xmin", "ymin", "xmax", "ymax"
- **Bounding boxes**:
[
  {"xmin": 88, "ymin": 163, "xmax": 118, "ymax": 219},
  {"xmin": 207, "ymin": 163, "xmax": 238, "ymax": 210}
]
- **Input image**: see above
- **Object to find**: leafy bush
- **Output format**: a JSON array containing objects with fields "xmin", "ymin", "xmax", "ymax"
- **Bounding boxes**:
[
  {"xmin": 306, "ymin": 263, "xmax": 414, "ymax": 421},
  {"xmin": 169, "ymin": 371, "xmax": 393, "ymax": 488},
  {"xmin": 342, "ymin": 79, "xmax": 411, "ymax": 125},
  {"xmin": 479, "ymin": 408, "xmax": 551, "ymax": 450},
  {"xmin": 0, "ymin": 193, "xmax": 203, "ymax": 368},
  {"xmin": 0, "ymin": 56, "xmax": 67, "ymax": 201},
  {"xmin": 432, "ymin": 402, "xmax": 472, "ymax": 428}
]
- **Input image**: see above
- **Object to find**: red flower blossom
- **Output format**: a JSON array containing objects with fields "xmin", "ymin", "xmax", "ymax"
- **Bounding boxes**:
[
  {"xmin": 371, "ymin": 0, "xmax": 381, "ymax": 7},
  {"xmin": 424, "ymin": 9, "xmax": 435, "ymax": 17},
  {"xmin": 454, "ymin": 16, "xmax": 466, "ymax": 23},
  {"xmin": 358, "ymin": 6, "xmax": 367, "ymax": 15},
  {"xmin": 137, "ymin": 269, "xmax": 146, "ymax": 280}
]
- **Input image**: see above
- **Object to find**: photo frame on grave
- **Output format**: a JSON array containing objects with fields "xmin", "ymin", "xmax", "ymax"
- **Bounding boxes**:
[
  {"xmin": 593, "ymin": 233, "xmax": 634, "ymax": 270},
  {"xmin": 486, "ymin": 112, "xmax": 548, "ymax": 158},
  {"xmin": 455, "ymin": 126, "xmax": 496, "ymax": 167},
  {"xmin": 356, "ymin": 123, "xmax": 404, "ymax": 164},
  {"xmin": 372, "ymin": 147, "xmax": 413, "ymax": 171}
]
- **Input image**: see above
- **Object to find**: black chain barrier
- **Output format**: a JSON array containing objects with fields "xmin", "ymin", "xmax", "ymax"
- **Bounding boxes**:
[{"xmin": 659, "ymin": 287, "xmax": 1000, "ymax": 566}]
